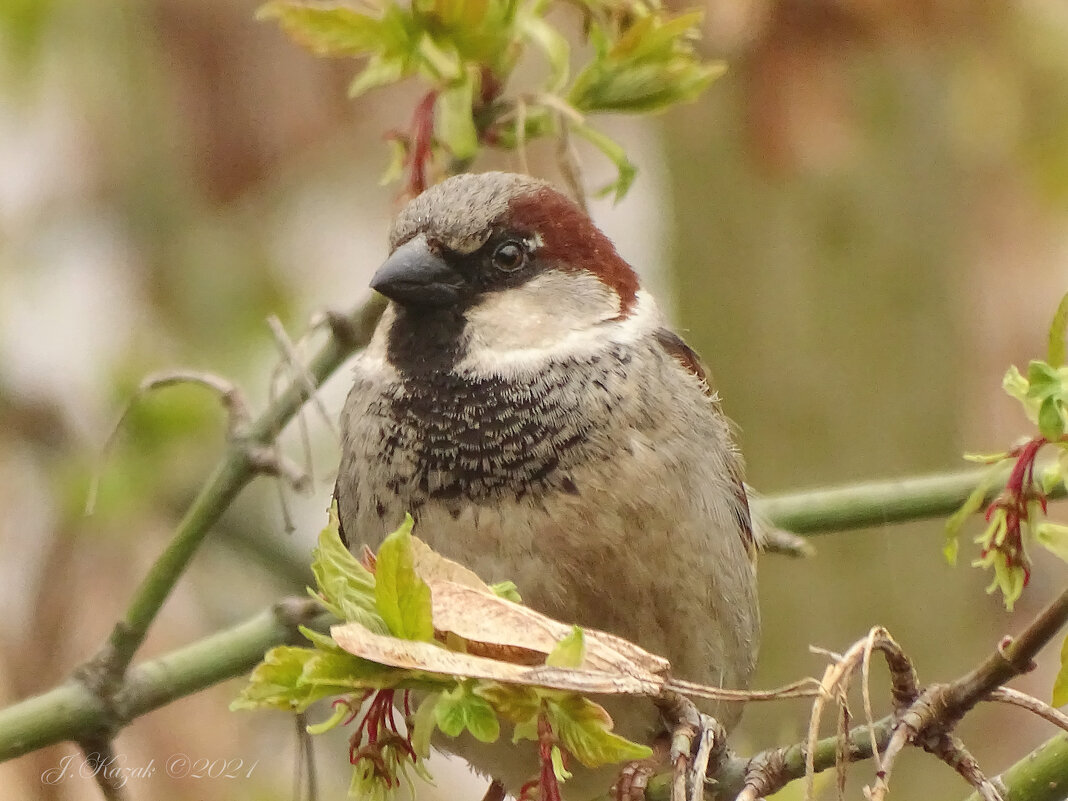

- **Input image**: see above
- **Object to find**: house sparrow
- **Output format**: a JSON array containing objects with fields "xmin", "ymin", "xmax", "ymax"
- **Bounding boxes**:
[{"xmin": 336, "ymin": 171, "xmax": 759, "ymax": 798}]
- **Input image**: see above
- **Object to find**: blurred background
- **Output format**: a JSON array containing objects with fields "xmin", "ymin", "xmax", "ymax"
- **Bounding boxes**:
[{"xmin": 2, "ymin": 0, "xmax": 1068, "ymax": 799}]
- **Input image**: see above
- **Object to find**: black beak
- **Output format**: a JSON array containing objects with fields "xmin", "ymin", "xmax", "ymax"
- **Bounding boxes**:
[{"xmin": 370, "ymin": 236, "xmax": 464, "ymax": 308}]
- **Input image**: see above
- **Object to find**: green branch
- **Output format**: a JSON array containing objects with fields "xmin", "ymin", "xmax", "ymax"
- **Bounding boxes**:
[
  {"xmin": 756, "ymin": 465, "xmax": 1061, "ymax": 535},
  {"xmin": 0, "ymin": 601, "xmax": 330, "ymax": 761},
  {"xmin": 960, "ymin": 734, "xmax": 1068, "ymax": 801},
  {"xmin": 98, "ymin": 295, "xmax": 384, "ymax": 679},
  {"xmin": 0, "ymin": 460, "xmax": 1066, "ymax": 801}
]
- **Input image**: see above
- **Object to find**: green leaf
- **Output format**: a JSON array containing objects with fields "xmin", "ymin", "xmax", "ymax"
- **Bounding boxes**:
[
  {"xmin": 1041, "ymin": 462, "xmax": 1064, "ymax": 495},
  {"xmin": 418, "ymin": 0, "xmax": 521, "ymax": 72},
  {"xmin": 306, "ymin": 701, "xmax": 349, "ymax": 735},
  {"xmin": 411, "ymin": 692, "xmax": 441, "ymax": 758},
  {"xmin": 300, "ymin": 648, "xmax": 400, "ymax": 691},
  {"xmin": 1035, "ymin": 522, "xmax": 1068, "ymax": 563},
  {"xmin": 310, "ymin": 505, "xmax": 387, "ymax": 633},
  {"xmin": 1003, "ymin": 364, "xmax": 1032, "ymax": 405},
  {"xmin": 436, "ymin": 72, "xmax": 480, "ymax": 160},
  {"xmin": 962, "ymin": 451, "xmax": 1010, "ymax": 464},
  {"xmin": 943, "ymin": 470, "xmax": 997, "ymax": 566},
  {"xmin": 546, "ymin": 695, "xmax": 652, "ymax": 768},
  {"xmin": 299, "ymin": 625, "xmax": 345, "ymax": 653},
  {"xmin": 489, "ymin": 580, "xmax": 523, "ymax": 603},
  {"xmin": 567, "ymin": 12, "xmax": 723, "ymax": 115},
  {"xmin": 230, "ymin": 646, "xmax": 325, "ymax": 712},
  {"xmin": 1027, "ymin": 360, "xmax": 1063, "ymax": 398},
  {"xmin": 546, "ymin": 626, "xmax": 586, "ymax": 668},
  {"xmin": 1038, "ymin": 396, "xmax": 1066, "ymax": 441},
  {"xmin": 512, "ymin": 715, "xmax": 539, "ymax": 745},
  {"xmin": 551, "ymin": 745, "xmax": 573, "ymax": 781},
  {"xmin": 568, "ymin": 120, "xmax": 636, "ymax": 201},
  {"xmin": 416, "ymin": 33, "xmax": 462, "ymax": 81},
  {"xmin": 349, "ymin": 54, "xmax": 408, "ymax": 97},
  {"xmin": 374, "ymin": 514, "xmax": 434, "ymax": 641},
  {"xmin": 434, "ymin": 683, "xmax": 501, "ymax": 743},
  {"xmin": 1053, "ymin": 635, "xmax": 1068, "ymax": 708},
  {"xmin": 476, "ymin": 682, "xmax": 541, "ymax": 724},
  {"xmin": 257, "ymin": 1, "xmax": 385, "ymax": 57},
  {"xmin": 1048, "ymin": 292, "xmax": 1068, "ymax": 367},
  {"xmin": 521, "ymin": 14, "xmax": 570, "ymax": 92},
  {"xmin": 380, "ymin": 137, "xmax": 409, "ymax": 186}
]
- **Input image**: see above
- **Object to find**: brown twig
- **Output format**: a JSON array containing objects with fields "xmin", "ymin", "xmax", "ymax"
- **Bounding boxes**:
[
  {"xmin": 985, "ymin": 687, "xmax": 1068, "ymax": 733},
  {"xmin": 267, "ymin": 314, "xmax": 338, "ymax": 439},
  {"xmin": 664, "ymin": 677, "xmax": 819, "ymax": 703},
  {"xmin": 79, "ymin": 737, "xmax": 130, "ymax": 801},
  {"xmin": 924, "ymin": 734, "xmax": 1001, "ymax": 801}
]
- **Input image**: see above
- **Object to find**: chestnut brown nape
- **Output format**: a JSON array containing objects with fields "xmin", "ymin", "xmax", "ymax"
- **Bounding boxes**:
[{"xmin": 506, "ymin": 186, "xmax": 639, "ymax": 316}]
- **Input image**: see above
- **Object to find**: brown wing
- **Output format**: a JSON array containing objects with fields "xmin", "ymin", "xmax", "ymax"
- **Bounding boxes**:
[{"xmin": 653, "ymin": 328, "xmax": 756, "ymax": 562}]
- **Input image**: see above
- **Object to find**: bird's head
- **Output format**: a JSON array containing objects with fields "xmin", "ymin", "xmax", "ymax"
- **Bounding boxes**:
[{"xmin": 371, "ymin": 173, "xmax": 646, "ymax": 368}]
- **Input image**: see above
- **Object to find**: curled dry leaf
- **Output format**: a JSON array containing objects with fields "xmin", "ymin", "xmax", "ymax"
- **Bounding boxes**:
[
  {"xmin": 410, "ymin": 536, "xmax": 496, "ymax": 593},
  {"xmin": 427, "ymin": 580, "xmax": 670, "ymax": 680},
  {"xmin": 330, "ymin": 622, "xmax": 664, "ymax": 695},
  {"xmin": 332, "ymin": 541, "xmax": 672, "ymax": 697}
]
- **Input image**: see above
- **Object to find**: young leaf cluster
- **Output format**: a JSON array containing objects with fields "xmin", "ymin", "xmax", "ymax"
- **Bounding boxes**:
[
  {"xmin": 257, "ymin": 0, "xmax": 722, "ymax": 199},
  {"xmin": 233, "ymin": 509, "xmax": 651, "ymax": 799},
  {"xmin": 945, "ymin": 293, "xmax": 1068, "ymax": 708},
  {"xmin": 945, "ymin": 293, "xmax": 1068, "ymax": 611}
]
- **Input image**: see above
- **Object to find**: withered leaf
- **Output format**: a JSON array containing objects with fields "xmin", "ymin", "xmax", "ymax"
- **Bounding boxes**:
[
  {"xmin": 330, "ymin": 621, "xmax": 664, "ymax": 696},
  {"xmin": 427, "ymin": 580, "xmax": 670, "ymax": 680},
  {"xmin": 410, "ymin": 536, "xmax": 495, "ymax": 594}
]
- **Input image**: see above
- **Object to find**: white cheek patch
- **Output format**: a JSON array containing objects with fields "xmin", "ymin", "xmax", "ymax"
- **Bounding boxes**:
[
  {"xmin": 456, "ymin": 278, "xmax": 663, "ymax": 376},
  {"xmin": 466, "ymin": 271, "xmax": 617, "ymax": 348}
]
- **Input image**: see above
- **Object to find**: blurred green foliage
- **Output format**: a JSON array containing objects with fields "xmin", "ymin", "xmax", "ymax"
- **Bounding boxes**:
[
  {"xmin": 3, "ymin": 1, "xmax": 1068, "ymax": 799},
  {"xmin": 259, "ymin": 0, "xmax": 721, "ymax": 197}
]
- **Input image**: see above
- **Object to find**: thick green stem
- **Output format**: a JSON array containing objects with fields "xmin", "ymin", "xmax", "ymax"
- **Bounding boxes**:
[
  {"xmin": 756, "ymin": 465, "xmax": 1053, "ymax": 535},
  {"xmin": 0, "ymin": 602, "xmax": 330, "ymax": 761},
  {"xmin": 960, "ymin": 734, "xmax": 1068, "ymax": 801}
]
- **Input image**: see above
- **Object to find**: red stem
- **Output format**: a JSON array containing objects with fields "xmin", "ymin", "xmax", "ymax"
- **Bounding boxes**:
[{"xmin": 407, "ymin": 91, "xmax": 438, "ymax": 198}]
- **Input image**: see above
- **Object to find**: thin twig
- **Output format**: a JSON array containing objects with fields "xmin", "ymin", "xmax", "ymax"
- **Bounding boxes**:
[
  {"xmin": 73, "ymin": 297, "xmax": 384, "ymax": 743},
  {"xmin": 664, "ymin": 677, "xmax": 819, "ymax": 703},
  {"xmin": 555, "ymin": 113, "xmax": 587, "ymax": 213},
  {"xmin": 267, "ymin": 315, "xmax": 338, "ymax": 439},
  {"xmin": 835, "ymin": 700, "xmax": 850, "ymax": 801},
  {"xmin": 861, "ymin": 630, "xmax": 882, "ymax": 777},
  {"xmin": 925, "ymin": 734, "xmax": 1002, "ymax": 801},
  {"xmin": 86, "ymin": 370, "xmax": 251, "ymax": 515},
  {"xmin": 515, "ymin": 98, "xmax": 530, "ymax": 176},
  {"xmin": 985, "ymin": 687, "xmax": 1068, "ymax": 733}
]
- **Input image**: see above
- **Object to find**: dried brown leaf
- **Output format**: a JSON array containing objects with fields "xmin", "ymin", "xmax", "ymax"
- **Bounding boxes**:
[
  {"xmin": 330, "ymin": 621, "xmax": 663, "ymax": 695},
  {"xmin": 428, "ymin": 580, "xmax": 669, "ymax": 679},
  {"xmin": 410, "ymin": 536, "xmax": 495, "ymax": 593}
]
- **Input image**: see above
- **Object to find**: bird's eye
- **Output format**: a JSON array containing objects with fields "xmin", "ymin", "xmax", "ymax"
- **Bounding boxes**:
[{"xmin": 491, "ymin": 241, "xmax": 526, "ymax": 273}]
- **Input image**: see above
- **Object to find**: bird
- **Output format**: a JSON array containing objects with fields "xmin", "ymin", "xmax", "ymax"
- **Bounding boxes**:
[{"xmin": 335, "ymin": 171, "xmax": 759, "ymax": 799}]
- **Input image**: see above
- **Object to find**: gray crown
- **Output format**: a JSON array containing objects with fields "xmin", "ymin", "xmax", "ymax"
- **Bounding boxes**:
[{"xmin": 389, "ymin": 172, "xmax": 552, "ymax": 254}]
